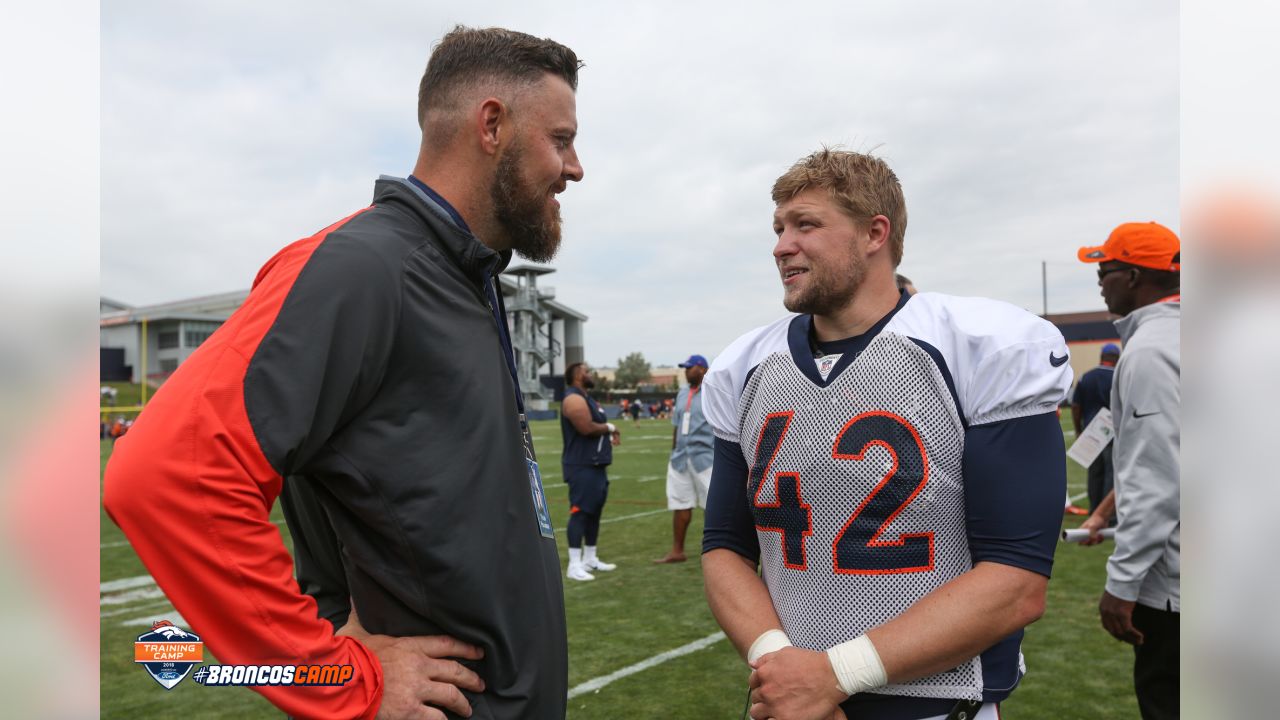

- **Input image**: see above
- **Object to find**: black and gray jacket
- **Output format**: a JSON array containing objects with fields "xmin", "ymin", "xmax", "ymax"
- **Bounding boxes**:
[{"xmin": 277, "ymin": 176, "xmax": 568, "ymax": 719}]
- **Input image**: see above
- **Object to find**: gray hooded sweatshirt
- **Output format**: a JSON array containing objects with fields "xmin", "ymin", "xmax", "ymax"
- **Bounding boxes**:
[{"xmin": 1107, "ymin": 297, "xmax": 1180, "ymax": 611}]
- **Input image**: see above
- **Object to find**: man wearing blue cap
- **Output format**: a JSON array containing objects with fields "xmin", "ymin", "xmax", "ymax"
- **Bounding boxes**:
[
  {"xmin": 655, "ymin": 354, "xmax": 715, "ymax": 564},
  {"xmin": 1072, "ymin": 342, "xmax": 1121, "ymax": 514}
]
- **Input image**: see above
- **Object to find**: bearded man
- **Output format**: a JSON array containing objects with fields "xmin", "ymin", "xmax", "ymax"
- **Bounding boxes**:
[
  {"xmin": 701, "ymin": 149, "xmax": 1071, "ymax": 720},
  {"xmin": 104, "ymin": 26, "xmax": 584, "ymax": 720}
]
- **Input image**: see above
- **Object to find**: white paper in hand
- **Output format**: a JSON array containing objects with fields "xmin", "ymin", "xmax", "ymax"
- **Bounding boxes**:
[{"xmin": 1067, "ymin": 407, "xmax": 1114, "ymax": 467}]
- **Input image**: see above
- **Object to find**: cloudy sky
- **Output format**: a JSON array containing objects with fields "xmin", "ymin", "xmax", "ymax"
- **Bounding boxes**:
[{"xmin": 101, "ymin": 0, "xmax": 1178, "ymax": 368}]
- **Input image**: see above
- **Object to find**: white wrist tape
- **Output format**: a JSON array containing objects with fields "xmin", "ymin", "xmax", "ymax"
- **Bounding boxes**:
[
  {"xmin": 747, "ymin": 629, "xmax": 792, "ymax": 664},
  {"xmin": 826, "ymin": 635, "xmax": 887, "ymax": 696},
  {"xmin": 606, "ymin": 422, "xmax": 617, "ymax": 433}
]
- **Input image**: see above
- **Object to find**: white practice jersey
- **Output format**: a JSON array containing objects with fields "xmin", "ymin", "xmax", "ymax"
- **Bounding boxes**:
[{"xmin": 703, "ymin": 291, "xmax": 1071, "ymax": 702}]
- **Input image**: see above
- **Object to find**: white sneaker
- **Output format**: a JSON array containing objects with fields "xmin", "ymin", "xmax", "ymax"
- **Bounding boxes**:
[
  {"xmin": 566, "ymin": 565, "xmax": 596, "ymax": 581},
  {"xmin": 586, "ymin": 558, "xmax": 616, "ymax": 572}
]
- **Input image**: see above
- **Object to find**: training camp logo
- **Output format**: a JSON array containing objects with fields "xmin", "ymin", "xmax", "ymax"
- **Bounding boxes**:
[{"xmin": 134, "ymin": 620, "xmax": 203, "ymax": 690}]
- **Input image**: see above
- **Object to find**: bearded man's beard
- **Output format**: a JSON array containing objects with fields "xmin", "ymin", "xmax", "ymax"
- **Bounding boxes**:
[
  {"xmin": 490, "ymin": 142, "xmax": 562, "ymax": 263},
  {"xmin": 782, "ymin": 252, "xmax": 867, "ymax": 317}
]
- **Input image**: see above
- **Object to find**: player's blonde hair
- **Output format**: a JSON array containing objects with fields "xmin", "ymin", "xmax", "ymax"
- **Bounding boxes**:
[{"xmin": 771, "ymin": 148, "xmax": 908, "ymax": 266}]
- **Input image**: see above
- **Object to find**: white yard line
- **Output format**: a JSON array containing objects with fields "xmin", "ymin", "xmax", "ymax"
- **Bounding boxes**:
[
  {"xmin": 567, "ymin": 631, "xmax": 726, "ymax": 699},
  {"xmin": 101, "ymin": 586, "xmax": 167, "ymax": 606},
  {"xmin": 100, "ymin": 574, "xmax": 172, "ymax": 620},
  {"xmin": 599, "ymin": 508, "xmax": 667, "ymax": 525},
  {"xmin": 553, "ymin": 508, "xmax": 667, "ymax": 534},
  {"xmin": 101, "ymin": 575, "xmax": 155, "ymax": 593},
  {"xmin": 101, "ymin": 600, "xmax": 173, "ymax": 619},
  {"xmin": 1068, "ymin": 491, "xmax": 1089, "ymax": 503},
  {"xmin": 120, "ymin": 612, "xmax": 187, "ymax": 628}
]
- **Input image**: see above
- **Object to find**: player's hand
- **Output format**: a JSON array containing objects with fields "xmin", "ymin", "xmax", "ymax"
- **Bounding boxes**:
[
  {"xmin": 1098, "ymin": 591, "xmax": 1144, "ymax": 646},
  {"xmin": 1078, "ymin": 513, "xmax": 1109, "ymax": 546},
  {"xmin": 747, "ymin": 646, "xmax": 847, "ymax": 720},
  {"xmin": 338, "ymin": 607, "xmax": 486, "ymax": 719},
  {"xmin": 610, "ymin": 430, "xmax": 621, "ymax": 446}
]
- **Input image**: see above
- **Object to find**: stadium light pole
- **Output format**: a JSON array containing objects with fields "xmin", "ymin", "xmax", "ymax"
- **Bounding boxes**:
[
  {"xmin": 140, "ymin": 317, "xmax": 148, "ymax": 406},
  {"xmin": 1041, "ymin": 261, "xmax": 1048, "ymax": 317}
]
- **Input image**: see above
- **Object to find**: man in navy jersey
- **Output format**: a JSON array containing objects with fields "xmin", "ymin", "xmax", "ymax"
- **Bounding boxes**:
[
  {"xmin": 562, "ymin": 362, "xmax": 622, "ymax": 581},
  {"xmin": 702, "ymin": 149, "xmax": 1071, "ymax": 720},
  {"xmin": 1072, "ymin": 343, "xmax": 1121, "ymax": 513}
]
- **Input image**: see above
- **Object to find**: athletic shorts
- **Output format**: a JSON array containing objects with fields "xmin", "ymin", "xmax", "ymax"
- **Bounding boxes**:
[
  {"xmin": 666, "ymin": 462, "xmax": 711, "ymax": 510},
  {"xmin": 564, "ymin": 463, "xmax": 610, "ymax": 515}
]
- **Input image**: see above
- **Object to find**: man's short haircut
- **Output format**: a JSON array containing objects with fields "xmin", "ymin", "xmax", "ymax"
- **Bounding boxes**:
[
  {"xmin": 772, "ymin": 148, "xmax": 908, "ymax": 266},
  {"xmin": 417, "ymin": 26, "xmax": 583, "ymax": 131},
  {"xmin": 1114, "ymin": 257, "xmax": 1180, "ymax": 293},
  {"xmin": 895, "ymin": 273, "xmax": 913, "ymax": 290},
  {"xmin": 1139, "ymin": 267, "xmax": 1181, "ymax": 291},
  {"xmin": 1138, "ymin": 251, "xmax": 1181, "ymax": 292},
  {"xmin": 564, "ymin": 362, "xmax": 586, "ymax": 386}
]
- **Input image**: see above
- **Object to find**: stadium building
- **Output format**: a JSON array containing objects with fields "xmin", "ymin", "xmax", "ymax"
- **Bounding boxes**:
[{"xmin": 100, "ymin": 265, "xmax": 586, "ymax": 409}]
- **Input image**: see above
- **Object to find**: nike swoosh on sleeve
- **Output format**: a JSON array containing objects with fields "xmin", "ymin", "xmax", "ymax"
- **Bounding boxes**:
[
  {"xmin": 1049, "ymin": 352, "xmax": 1069, "ymax": 367},
  {"xmin": 1132, "ymin": 410, "xmax": 1161, "ymax": 418}
]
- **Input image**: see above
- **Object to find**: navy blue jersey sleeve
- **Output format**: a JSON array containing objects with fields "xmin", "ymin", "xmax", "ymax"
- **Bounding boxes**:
[
  {"xmin": 702, "ymin": 437, "xmax": 760, "ymax": 563},
  {"xmin": 963, "ymin": 411, "xmax": 1066, "ymax": 577}
]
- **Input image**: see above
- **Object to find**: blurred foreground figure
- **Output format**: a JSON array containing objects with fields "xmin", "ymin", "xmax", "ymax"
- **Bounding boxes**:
[{"xmin": 1183, "ymin": 187, "xmax": 1280, "ymax": 719}]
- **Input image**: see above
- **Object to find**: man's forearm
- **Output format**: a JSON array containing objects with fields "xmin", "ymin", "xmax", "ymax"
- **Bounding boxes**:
[
  {"xmin": 866, "ymin": 562, "xmax": 1047, "ymax": 684},
  {"xmin": 1092, "ymin": 490, "xmax": 1116, "ymax": 522},
  {"xmin": 702, "ymin": 549, "xmax": 785, "ymax": 659}
]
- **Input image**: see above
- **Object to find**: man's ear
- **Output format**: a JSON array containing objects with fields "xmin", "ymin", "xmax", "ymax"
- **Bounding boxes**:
[
  {"xmin": 864, "ymin": 215, "xmax": 892, "ymax": 255},
  {"xmin": 477, "ymin": 97, "xmax": 506, "ymax": 156}
]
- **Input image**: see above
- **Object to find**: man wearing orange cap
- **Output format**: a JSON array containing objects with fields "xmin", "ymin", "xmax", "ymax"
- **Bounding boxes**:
[{"xmin": 1077, "ymin": 221, "xmax": 1181, "ymax": 720}]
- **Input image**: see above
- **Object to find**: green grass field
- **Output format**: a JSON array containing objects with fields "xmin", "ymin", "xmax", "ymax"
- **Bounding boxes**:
[{"xmin": 100, "ymin": 411, "xmax": 1139, "ymax": 718}]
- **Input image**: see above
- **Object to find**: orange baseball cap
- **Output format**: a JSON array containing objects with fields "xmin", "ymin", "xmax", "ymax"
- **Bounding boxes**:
[{"xmin": 1078, "ymin": 221, "xmax": 1181, "ymax": 271}]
